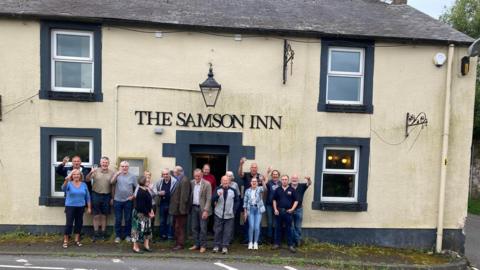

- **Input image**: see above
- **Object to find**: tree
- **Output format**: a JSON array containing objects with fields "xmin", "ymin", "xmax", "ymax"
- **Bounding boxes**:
[{"xmin": 441, "ymin": 0, "xmax": 480, "ymax": 138}]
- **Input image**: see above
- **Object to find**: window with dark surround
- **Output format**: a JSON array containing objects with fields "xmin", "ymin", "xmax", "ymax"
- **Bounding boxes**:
[
  {"xmin": 40, "ymin": 21, "xmax": 103, "ymax": 102},
  {"xmin": 318, "ymin": 39, "xmax": 374, "ymax": 114},
  {"xmin": 39, "ymin": 127, "xmax": 101, "ymax": 206},
  {"xmin": 312, "ymin": 137, "xmax": 370, "ymax": 211}
]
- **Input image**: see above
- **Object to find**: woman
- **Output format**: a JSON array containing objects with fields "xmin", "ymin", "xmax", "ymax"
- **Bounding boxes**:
[
  {"xmin": 132, "ymin": 176, "xmax": 154, "ymax": 253},
  {"xmin": 135, "ymin": 171, "xmax": 157, "ymax": 233},
  {"xmin": 62, "ymin": 169, "xmax": 91, "ymax": 248},
  {"xmin": 243, "ymin": 177, "xmax": 265, "ymax": 250}
]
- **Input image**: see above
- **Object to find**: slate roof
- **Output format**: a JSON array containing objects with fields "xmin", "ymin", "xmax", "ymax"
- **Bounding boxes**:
[{"xmin": 0, "ymin": 0, "xmax": 473, "ymax": 44}]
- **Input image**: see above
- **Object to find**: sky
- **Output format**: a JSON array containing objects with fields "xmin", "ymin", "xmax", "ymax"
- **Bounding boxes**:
[{"xmin": 408, "ymin": 0, "xmax": 456, "ymax": 19}]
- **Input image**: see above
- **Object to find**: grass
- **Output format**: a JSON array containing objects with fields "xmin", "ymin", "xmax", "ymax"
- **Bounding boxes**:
[{"xmin": 468, "ymin": 197, "xmax": 480, "ymax": 215}]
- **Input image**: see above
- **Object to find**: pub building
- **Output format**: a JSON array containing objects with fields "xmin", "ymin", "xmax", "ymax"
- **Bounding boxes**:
[{"xmin": 0, "ymin": 0, "xmax": 477, "ymax": 253}]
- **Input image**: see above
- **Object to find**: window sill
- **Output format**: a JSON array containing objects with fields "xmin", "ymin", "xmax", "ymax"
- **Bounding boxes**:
[
  {"xmin": 312, "ymin": 201, "xmax": 367, "ymax": 212},
  {"xmin": 322, "ymin": 104, "xmax": 373, "ymax": 114},
  {"xmin": 39, "ymin": 90, "xmax": 103, "ymax": 102},
  {"xmin": 38, "ymin": 196, "xmax": 65, "ymax": 207}
]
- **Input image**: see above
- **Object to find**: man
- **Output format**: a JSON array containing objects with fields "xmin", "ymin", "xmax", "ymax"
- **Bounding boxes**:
[
  {"xmin": 238, "ymin": 158, "xmax": 264, "ymax": 243},
  {"xmin": 189, "ymin": 169, "xmax": 212, "ymax": 253},
  {"xmin": 85, "ymin": 156, "xmax": 115, "ymax": 241},
  {"xmin": 226, "ymin": 171, "xmax": 240, "ymax": 194},
  {"xmin": 265, "ymin": 168, "xmax": 281, "ymax": 243},
  {"xmin": 238, "ymin": 158, "xmax": 264, "ymax": 191},
  {"xmin": 202, "ymin": 164, "xmax": 216, "ymax": 193},
  {"xmin": 226, "ymin": 170, "xmax": 242, "ymax": 244},
  {"xmin": 290, "ymin": 175, "xmax": 312, "ymax": 247},
  {"xmin": 56, "ymin": 155, "xmax": 89, "ymax": 183},
  {"xmin": 169, "ymin": 165, "xmax": 191, "ymax": 250},
  {"xmin": 110, "ymin": 161, "xmax": 137, "ymax": 243},
  {"xmin": 272, "ymin": 175, "xmax": 298, "ymax": 253},
  {"xmin": 212, "ymin": 175, "xmax": 240, "ymax": 254},
  {"xmin": 154, "ymin": 168, "xmax": 177, "ymax": 240}
]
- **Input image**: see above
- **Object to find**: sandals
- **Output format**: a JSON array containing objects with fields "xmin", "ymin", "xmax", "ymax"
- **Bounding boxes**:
[
  {"xmin": 62, "ymin": 241, "xmax": 68, "ymax": 249},
  {"xmin": 75, "ymin": 241, "xmax": 83, "ymax": 247}
]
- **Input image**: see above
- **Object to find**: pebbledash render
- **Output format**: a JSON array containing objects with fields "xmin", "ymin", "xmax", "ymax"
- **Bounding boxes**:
[{"xmin": 0, "ymin": 0, "xmax": 477, "ymax": 253}]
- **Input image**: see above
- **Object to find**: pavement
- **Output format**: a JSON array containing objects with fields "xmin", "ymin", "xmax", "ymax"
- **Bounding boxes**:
[
  {"xmin": 0, "ymin": 255, "xmax": 324, "ymax": 270},
  {"xmin": 0, "ymin": 237, "xmax": 468, "ymax": 270},
  {"xmin": 465, "ymin": 214, "xmax": 480, "ymax": 268}
]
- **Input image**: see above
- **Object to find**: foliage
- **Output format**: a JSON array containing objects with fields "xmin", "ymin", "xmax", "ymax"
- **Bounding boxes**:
[
  {"xmin": 441, "ymin": 0, "xmax": 480, "ymax": 138},
  {"xmin": 468, "ymin": 197, "xmax": 480, "ymax": 214}
]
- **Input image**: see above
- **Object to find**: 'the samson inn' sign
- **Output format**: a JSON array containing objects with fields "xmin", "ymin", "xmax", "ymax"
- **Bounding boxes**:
[{"xmin": 135, "ymin": 111, "xmax": 282, "ymax": 130}]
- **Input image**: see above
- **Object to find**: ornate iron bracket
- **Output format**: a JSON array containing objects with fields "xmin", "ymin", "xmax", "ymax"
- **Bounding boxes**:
[
  {"xmin": 405, "ymin": 112, "xmax": 428, "ymax": 137},
  {"xmin": 283, "ymin": 39, "xmax": 295, "ymax": 84}
]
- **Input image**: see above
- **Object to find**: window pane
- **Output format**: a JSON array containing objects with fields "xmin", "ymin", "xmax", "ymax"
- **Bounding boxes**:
[
  {"xmin": 327, "ymin": 76, "xmax": 361, "ymax": 102},
  {"xmin": 325, "ymin": 149, "xmax": 355, "ymax": 170},
  {"xmin": 322, "ymin": 173, "xmax": 355, "ymax": 198},
  {"xmin": 56, "ymin": 34, "xmax": 90, "ymax": 58},
  {"xmin": 54, "ymin": 169, "xmax": 65, "ymax": 193},
  {"xmin": 56, "ymin": 140, "xmax": 90, "ymax": 163},
  {"xmin": 330, "ymin": 50, "xmax": 361, "ymax": 72},
  {"xmin": 55, "ymin": 62, "xmax": 92, "ymax": 89}
]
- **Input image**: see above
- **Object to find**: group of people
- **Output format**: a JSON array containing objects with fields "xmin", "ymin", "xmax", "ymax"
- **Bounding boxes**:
[{"xmin": 59, "ymin": 155, "xmax": 311, "ymax": 254}]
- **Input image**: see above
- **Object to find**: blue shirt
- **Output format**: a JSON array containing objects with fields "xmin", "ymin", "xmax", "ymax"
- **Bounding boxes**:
[
  {"xmin": 266, "ymin": 179, "xmax": 280, "ymax": 205},
  {"xmin": 273, "ymin": 185, "xmax": 298, "ymax": 209},
  {"xmin": 62, "ymin": 181, "xmax": 91, "ymax": 207}
]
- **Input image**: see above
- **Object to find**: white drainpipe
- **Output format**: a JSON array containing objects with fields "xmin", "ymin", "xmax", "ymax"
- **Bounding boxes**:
[{"xmin": 436, "ymin": 44, "xmax": 455, "ymax": 253}]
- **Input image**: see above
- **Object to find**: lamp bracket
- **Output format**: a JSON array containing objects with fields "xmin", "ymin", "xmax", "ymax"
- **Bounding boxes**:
[
  {"xmin": 405, "ymin": 112, "xmax": 428, "ymax": 137},
  {"xmin": 283, "ymin": 39, "xmax": 295, "ymax": 84}
]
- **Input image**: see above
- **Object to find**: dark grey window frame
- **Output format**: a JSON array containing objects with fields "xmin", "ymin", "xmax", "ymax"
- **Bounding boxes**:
[
  {"xmin": 312, "ymin": 137, "xmax": 370, "ymax": 212},
  {"xmin": 39, "ymin": 127, "xmax": 101, "ymax": 206},
  {"xmin": 40, "ymin": 21, "xmax": 103, "ymax": 102},
  {"xmin": 318, "ymin": 39, "xmax": 374, "ymax": 114}
]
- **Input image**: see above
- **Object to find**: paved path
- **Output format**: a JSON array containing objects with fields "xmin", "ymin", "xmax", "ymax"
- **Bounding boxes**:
[
  {"xmin": 0, "ymin": 255, "xmax": 326, "ymax": 270},
  {"xmin": 466, "ymin": 214, "xmax": 480, "ymax": 268}
]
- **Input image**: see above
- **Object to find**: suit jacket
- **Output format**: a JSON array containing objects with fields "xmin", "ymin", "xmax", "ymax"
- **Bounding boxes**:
[
  {"xmin": 169, "ymin": 175, "xmax": 191, "ymax": 215},
  {"xmin": 190, "ymin": 179, "xmax": 212, "ymax": 216}
]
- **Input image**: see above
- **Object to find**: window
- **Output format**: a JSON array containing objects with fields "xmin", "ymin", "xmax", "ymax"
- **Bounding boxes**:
[
  {"xmin": 327, "ymin": 48, "xmax": 364, "ymax": 105},
  {"xmin": 321, "ymin": 147, "xmax": 359, "ymax": 202},
  {"xmin": 51, "ymin": 137, "xmax": 93, "ymax": 197},
  {"xmin": 312, "ymin": 137, "xmax": 370, "ymax": 211},
  {"xmin": 51, "ymin": 30, "xmax": 94, "ymax": 92},
  {"xmin": 318, "ymin": 39, "xmax": 374, "ymax": 113},
  {"xmin": 40, "ymin": 127, "xmax": 101, "ymax": 206},
  {"xmin": 40, "ymin": 21, "xmax": 102, "ymax": 102}
]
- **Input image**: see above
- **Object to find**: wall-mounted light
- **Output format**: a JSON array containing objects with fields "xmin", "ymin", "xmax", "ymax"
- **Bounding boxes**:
[{"xmin": 199, "ymin": 63, "xmax": 222, "ymax": 107}]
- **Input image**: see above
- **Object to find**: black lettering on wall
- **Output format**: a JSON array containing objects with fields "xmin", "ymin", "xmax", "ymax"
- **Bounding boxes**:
[
  {"xmin": 176, "ymin": 112, "xmax": 187, "ymax": 126},
  {"xmin": 231, "ymin": 114, "xmax": 245, "ymax": 128},
  {"xmin": 269, "ymin": 116, "xmax": 282, "ymax": 129},
  {"xmin": 135, "ymin": 110, "xmax": 149, "ymax": 125}
]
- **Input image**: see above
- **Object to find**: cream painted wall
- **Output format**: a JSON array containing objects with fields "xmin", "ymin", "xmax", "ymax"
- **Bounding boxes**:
[{"xmin": 0, "ymin": 19, "xmax": 476, "ymax": 230}]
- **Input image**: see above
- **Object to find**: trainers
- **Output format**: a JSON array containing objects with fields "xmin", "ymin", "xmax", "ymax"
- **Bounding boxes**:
[
  {"xmin": 114, "ymin": 237, "xmax": 121, "ymax": 243},
  {"xmin": 253, "ymin": 242, "xmax": 258, "ymax": 250},
  {"xmin": 212, "ymin": 246, "xmax": 219, "ymax": 253},
  {"xmin": 189, "ymin": 245, "xmax": 199, "ymax": 251},
  {"xmin": 248, "ymin": 242, "xmax": 253, "ymax": 250},
  {"xmin": 289, "ymin": 246, "xmax": 297, "ymax": 253},
  {"xmin": 221, "ymin": 247, "xmax": 228, "ymax": 254},
  {"xmin": 125, "ymin": 236, "xmax": 131, "ymax": 242}
]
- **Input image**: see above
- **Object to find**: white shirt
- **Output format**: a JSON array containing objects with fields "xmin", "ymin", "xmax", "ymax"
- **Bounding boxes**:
[{"xmin": 193, "ymin": 181, "xmax": 201, "ymax": 205}]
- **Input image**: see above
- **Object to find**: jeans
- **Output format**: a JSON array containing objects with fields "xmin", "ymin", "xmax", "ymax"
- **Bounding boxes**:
[
  {"xmin": 292, "ymin": 207, "xmax": 303, "ymax": 244},
  {"xmin": 64, "ymin": 206, "xmax": 84, "ymax": 235},
  {"xmin": 266, "ymin": 204, "xmax": 275, "ymax": 240},
  {"xmin": 274, "ymin": 208, "xmax": 293, "ymax": 246},
  {"xmin": 158, "ymin": 202, "xmax": 173, "ymax": 239},
  {"xmin": 113, "ymin": 200, "xmax": 133, "ymax": 239},
  {"xmin": 248, "ymin": 206, "xmax": 262, "ymax": 243}
]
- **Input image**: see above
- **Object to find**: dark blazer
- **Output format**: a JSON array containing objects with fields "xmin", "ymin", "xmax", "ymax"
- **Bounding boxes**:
[
  {"xmin": 190, "ymin": 179, "xmax": 212, "ymax": 216},
  {"xmin": 169, "ymin": 175, "xmax": 192, "ymax": 215}
]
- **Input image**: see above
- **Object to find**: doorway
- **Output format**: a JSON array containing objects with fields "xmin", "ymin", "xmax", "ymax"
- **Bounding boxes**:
[{"xmin": 191, "ymin": 153, "xmax": 227, "ymax": 186}]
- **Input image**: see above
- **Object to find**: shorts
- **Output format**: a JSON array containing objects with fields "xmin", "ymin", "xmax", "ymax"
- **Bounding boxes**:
[{"xmin": 92, "ymin": 192, "xmax": 111, "ymax": 215}]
